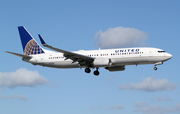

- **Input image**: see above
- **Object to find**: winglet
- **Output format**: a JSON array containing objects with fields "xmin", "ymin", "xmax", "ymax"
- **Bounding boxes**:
[{"xmin": 38, "ymin": 34, "xmax": 46, "ymax": 45}]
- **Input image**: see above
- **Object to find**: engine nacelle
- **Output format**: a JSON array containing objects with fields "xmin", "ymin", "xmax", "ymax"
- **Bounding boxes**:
[
  {"xmin": 93, "ymin": 58, "xmax": 111, "ymax": 67},
  {"xmin": 105, "ymin": 66, "xmax": 125, "ymax": 72},
  {"xmin": 155, "ymin": 62, "xmax": 163, "ymax": 66}
]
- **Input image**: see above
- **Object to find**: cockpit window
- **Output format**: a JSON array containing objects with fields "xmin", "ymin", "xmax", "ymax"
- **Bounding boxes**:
[{"xmin": 158, "ymin": 51, "xmax": 165, "ymax": 53}]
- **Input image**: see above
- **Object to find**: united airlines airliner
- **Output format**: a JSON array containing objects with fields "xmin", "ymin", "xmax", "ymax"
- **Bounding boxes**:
[{"xmin": 6, "ymin": 26, "xmax": 172, "ymax": 76}]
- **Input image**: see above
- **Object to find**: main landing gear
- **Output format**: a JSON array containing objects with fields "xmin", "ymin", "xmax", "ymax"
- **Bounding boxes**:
[
  {"xmin": 94, "ymin": 68, "xmax": 100, "ymax": 76},
  {"xmin": 85, "ymin": 68, "xmax": 100, "ymax": 76},
  {"xmin": 85, "ymin": 68, "xmax": 91, "ymax": 73}
]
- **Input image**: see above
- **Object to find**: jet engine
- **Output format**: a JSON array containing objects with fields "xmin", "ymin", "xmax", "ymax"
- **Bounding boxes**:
[
  {"xmin": 93, "ymin": 58, "xmax": 112, "ymax": 67},
  {"xmin": 105, "ymin": 66, "xmax": 125, "ymax": 71}
]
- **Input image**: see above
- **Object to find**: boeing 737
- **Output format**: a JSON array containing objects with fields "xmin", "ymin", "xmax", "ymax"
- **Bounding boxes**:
[{"xmin": 6, "ymin": 26, "xmax": 172, "ymax": 76}]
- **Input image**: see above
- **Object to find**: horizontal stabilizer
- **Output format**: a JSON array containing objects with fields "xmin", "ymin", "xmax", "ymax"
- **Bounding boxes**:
[{"xmin": 5, "ymin": 51, "xmax": 32, "ymax": 59}]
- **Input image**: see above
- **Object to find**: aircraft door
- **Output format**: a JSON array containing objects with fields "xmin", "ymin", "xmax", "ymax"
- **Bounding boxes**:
[{"xmin": 149, "ymin": 49, "xmax": 153, "ymax": 57}]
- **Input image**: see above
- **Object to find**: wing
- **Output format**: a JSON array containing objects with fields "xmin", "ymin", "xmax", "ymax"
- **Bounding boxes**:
[
  {"xmin": 5, "ymin": 51, "xmax": 32, "ymax": 59},
  {"xmin": 38, "ymin": 34, "xmax": 94, "ymax": 66}
]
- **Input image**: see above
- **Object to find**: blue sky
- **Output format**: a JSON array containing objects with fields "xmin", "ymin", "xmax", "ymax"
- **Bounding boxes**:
[{"xmin": 0, "ymin": 0, "xmax": 180, "ymax": 114}]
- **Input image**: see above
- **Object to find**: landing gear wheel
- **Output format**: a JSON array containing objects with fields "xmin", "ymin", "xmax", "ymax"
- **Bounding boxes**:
[
  {"xmin": 94, "ymin": 70, "xmax": 100, "ymax": 76},
  {"xmin": 85, "ymin": 68, "xmax": 91, "ymax": 73},
  {"xmin": 154, "ymin": 66, "xmax": 157, "ymax": 70}
]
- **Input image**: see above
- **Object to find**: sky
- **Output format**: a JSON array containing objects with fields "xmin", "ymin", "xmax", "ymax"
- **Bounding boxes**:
[{"xmin": 0, "ymin": 0, "xmax": 180, "ymax": 114}]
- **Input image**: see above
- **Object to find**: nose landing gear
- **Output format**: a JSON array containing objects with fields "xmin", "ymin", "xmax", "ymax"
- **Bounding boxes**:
[
  {"xmin": 154, "ymin": 66, "xmax": 157, "ymax": 70},
  {"xmin": 153, "ymin": 62, "xmax": 163, "ymax": 70}
]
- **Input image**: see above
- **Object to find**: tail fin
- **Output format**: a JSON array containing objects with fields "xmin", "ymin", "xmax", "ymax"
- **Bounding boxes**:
[{"xmin": 18, "ymin": 26, "xmax": 45, "ymax": 55}]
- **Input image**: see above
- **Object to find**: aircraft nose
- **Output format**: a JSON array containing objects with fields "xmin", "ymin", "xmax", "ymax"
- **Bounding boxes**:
[{"xmin": 166, "ymin": 53, "xmax": 172, "ymax": 59}]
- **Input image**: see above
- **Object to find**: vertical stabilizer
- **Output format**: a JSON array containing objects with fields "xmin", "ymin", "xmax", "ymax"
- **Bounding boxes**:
[{"xmin": 18, "ymin": 26, "xmax": 45, "ymax": 55}]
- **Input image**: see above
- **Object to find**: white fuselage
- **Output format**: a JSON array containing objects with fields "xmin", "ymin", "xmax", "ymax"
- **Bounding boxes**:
[
  {"xmin": 24, "ymin": 47, "xmax": 172, "ymax": 69},
  {"xmin": 7, "ymin": 26, "xmax": 172, "ymax": 75}
]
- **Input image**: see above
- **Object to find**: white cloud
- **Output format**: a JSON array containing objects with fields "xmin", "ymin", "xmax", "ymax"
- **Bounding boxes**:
[
  {"xmin": 135, "ymin": 101, "xmax": 148, "ymax": 107},
  {"xmin": 135, "ymin": 104, "xmax": 180, "ymax": 114},
  {"xmin": 119, "ymin": 77, "xmax": 178, "ymax": 92},
  {"xmin": 156, "ymin": 96, "xmax": 172, "ymax": 102},
  {"xmin": 95, "ymin": 26, "xmax": 148, "ymax": 48},
  {"xmin": 0, "ymin": 94, "xmax": 28, "ymax": 100},
  {"xmin": 0, "ymin": 68, "xmax": 48, "ymax": 88},
  {"xmin": 107, "ymin": 105, "xmax": 124, "ymax": 110},
  {"xmin": 0, "ymin": 95, "xmax": 6, "ymax": 99}
]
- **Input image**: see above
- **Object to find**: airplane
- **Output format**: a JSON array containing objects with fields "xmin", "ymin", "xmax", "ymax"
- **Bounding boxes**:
[{"xmin": 6, "ymin": 26, "xmax": 172, "ymax": 76}]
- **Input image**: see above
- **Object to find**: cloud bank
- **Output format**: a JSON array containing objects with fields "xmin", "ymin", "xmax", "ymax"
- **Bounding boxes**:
[
  {"xmin": 135, "ymin": 104, "xmax": 180, "ymax": 114},
  {"xmin": 135, "ymin": 101, "xmax": 148, "ymax": 107},
  {"xmin": 95, "ymin": 26, "xmax": 148, "ymax": 48},
  {"xmin": 90, "ymin": 104, "xmax": 124, "ymax": 110},
  {"xmin": 0, "ymin": 68, "xmax": 48, "ymax": 88},
  {"xmin": 107, "ymin": 105, "xmax": 124, "ymax": 110},
  {"xmin": 156, "ymin": 96, "xmax": 172, "ymax": 102},
  {"xmin": 0, "ymin": 94, "xmax": 28, "ymax": 100},
  {"xmin": 119, "ymin": 77, "xmax": 178, "ymax": 92}
]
